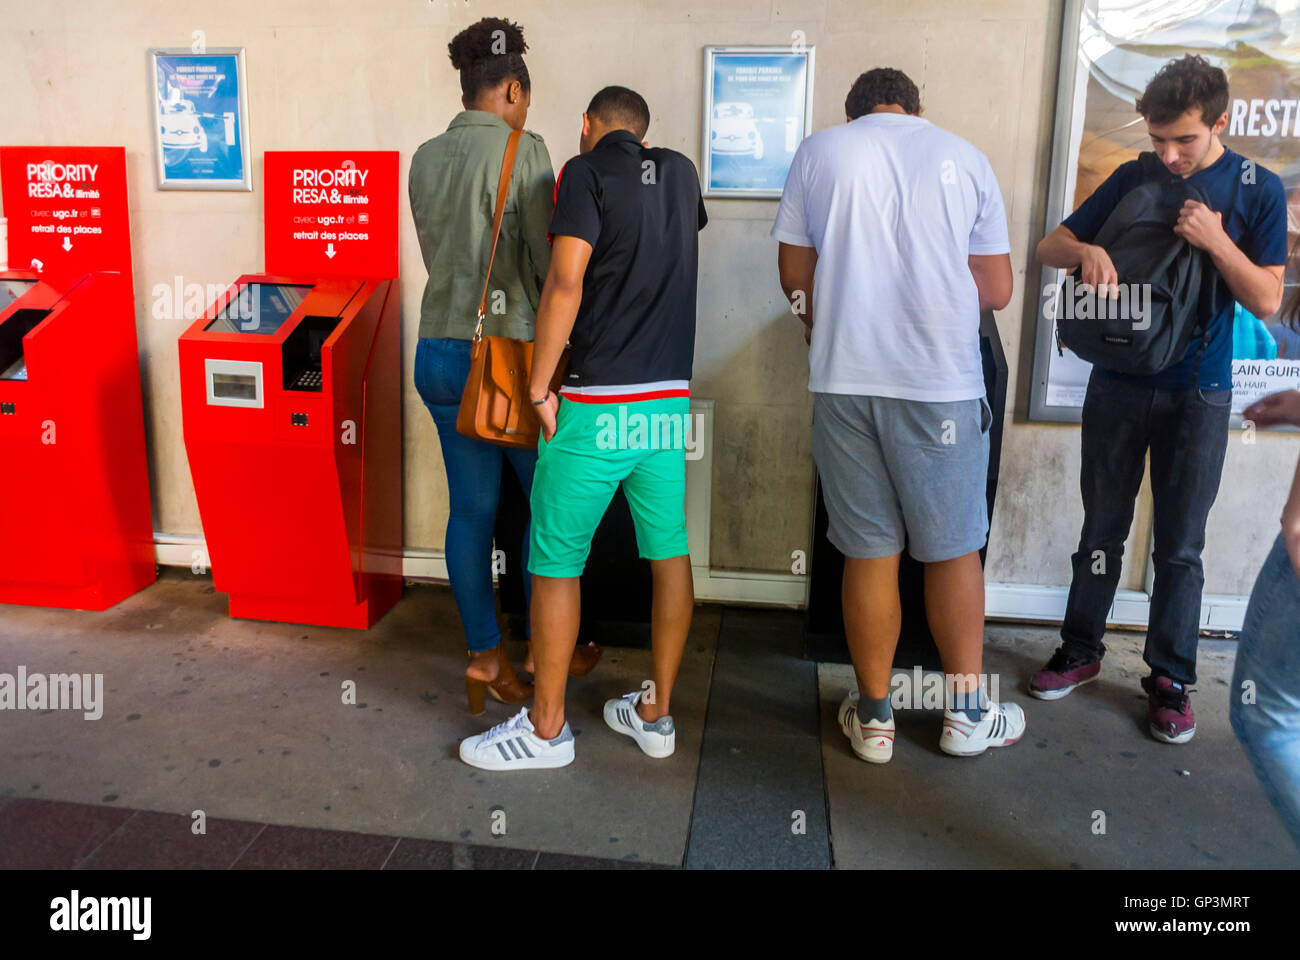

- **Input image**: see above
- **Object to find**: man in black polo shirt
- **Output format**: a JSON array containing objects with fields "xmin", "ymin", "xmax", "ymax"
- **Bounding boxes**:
[{"xmin": 458, "ymin": 85, "xmax": 708, "ymax": 771}]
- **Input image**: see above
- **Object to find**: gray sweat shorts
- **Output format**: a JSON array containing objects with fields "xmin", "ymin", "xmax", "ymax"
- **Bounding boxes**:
[{"xmin": 812, "ymin": 392, "xmax": 992, "ymax": 563}]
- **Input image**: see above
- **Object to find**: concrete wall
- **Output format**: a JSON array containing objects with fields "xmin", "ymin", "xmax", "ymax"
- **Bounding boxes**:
[{"xmin": 2, "ymin": 0, "xmax": 1295, "ymax": 598}]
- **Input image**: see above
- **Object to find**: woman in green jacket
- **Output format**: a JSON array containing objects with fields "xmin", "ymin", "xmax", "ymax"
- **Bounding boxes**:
[{"xmin": 409, "ymin": 18, "xmax": 597, "ymax": 716}]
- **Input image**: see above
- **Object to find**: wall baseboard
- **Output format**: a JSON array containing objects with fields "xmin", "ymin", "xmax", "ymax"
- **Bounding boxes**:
[
  {"xmin": 983, "ymin": 581, "xmax": 1246, "ymax": 632},
  {"xmin": 153, "ymin": 535, "xmax": 1246, "ymax": 632}
]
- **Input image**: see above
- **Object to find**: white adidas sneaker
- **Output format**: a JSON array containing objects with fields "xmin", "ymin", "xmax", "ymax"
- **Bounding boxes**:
[
  {"xmin": 940, "ymin": 700, "xmax": 1026, "ymax": 757},
  {"xmin": 603, "ymin": 691, "xmax": 675, "ymax": 758},
  {"xmin": 459, "ymin": 707, "xmax": 575, "ymax": 771},
  {"xmin": 838, "ymin": 691, "xmax": 895, "ymax": 763}
]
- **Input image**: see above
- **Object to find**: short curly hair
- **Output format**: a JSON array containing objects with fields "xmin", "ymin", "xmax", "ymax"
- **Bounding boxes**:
[
  {"xmin": 1136, "ymin": 54, "xmax": 1229, "ymax": 127},
  {"xmin": 447, "ymin": 17, "xmax": 530, "ymax": 100},
  {"xmin": 845, "ymin": 68, "xmax": 920, "ymax": 119}
]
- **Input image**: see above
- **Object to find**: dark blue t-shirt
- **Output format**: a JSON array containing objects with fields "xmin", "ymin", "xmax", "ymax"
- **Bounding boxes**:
[{"xmin": 1062, "ymin": 147, "xmax": 1287, "ymax": 390}]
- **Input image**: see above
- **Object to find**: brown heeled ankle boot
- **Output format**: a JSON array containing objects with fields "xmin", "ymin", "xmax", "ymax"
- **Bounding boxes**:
[{"xmin": 466, "ymin": 644, "xmax": 532, "ymax": 716}]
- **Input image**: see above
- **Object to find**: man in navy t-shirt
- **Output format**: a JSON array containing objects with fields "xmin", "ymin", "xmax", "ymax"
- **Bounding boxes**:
[{"xmin": 1030, "ymin": 54, "xmax": 1287, "ymax": 745}]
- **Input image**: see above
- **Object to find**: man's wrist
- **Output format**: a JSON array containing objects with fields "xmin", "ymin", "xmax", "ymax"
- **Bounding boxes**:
[
  {"xmin": 1203, "ymin": 227, "xmax": 1237, "ymax": 264},
  {"xmin": 530, "ymin": 387, "xmax": 551, "ymax": 404},
  {"xmin": 1061, "ymin": 243, "xmax": 1091, "ymax": 272}
]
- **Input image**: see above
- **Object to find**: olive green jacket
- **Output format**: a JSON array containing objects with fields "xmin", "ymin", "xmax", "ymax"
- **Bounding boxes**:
[{"xmin": 409, "ymin": 110, "xmax": 556, "ymax": 341}]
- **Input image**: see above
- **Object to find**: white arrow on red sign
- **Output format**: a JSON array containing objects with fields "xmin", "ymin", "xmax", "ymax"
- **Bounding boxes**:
[
  {"xmin": 61, "ymin": 237, "xmax": 72, "ymax": 251},
  {"xmin": 324, "ymin": 242, "xmax": 336, "ymax": 259}
]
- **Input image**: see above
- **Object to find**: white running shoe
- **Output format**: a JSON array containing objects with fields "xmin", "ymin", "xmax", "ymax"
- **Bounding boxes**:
[
  {"xmin": 837, "ymin": 691, "xmax": 895, "ymax": 763},
  {"xmin": 603, "ymin": 690, "xmax": 675, "ymax": 758},
  {"xmin": 940, "ymin": 700, "xmax": 1026, "ymax": 757},
  {"xmin": 459, "ymin": 707, "xmax": 575, "ymax": 771}
]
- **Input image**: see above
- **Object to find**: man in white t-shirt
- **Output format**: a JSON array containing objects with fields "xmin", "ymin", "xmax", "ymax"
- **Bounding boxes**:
[{"xmin": 773, "ymin": 67, "xmax": 1023, "ymax": 762}]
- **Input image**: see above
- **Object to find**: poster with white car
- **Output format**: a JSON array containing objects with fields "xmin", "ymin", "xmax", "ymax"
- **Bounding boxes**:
[
  {"xmin": 149, "ymin": 48, "xmax": 252, "ymax": 190},
  {"xmin": 702, "ymin": 46, "xmax": 814, "ymax": 197}
]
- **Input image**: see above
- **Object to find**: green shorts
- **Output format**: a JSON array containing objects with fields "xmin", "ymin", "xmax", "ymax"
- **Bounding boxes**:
[{"xmin": 529, "ymin": 396, "xmax": 692, "ymax": 578}]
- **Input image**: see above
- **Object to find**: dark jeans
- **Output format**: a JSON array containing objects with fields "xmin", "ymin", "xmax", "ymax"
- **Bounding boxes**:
[
  {"xmin": 1060, "ymin": 368, "xmax": 1232, "ymax": 684},
  {"xmin": 413, "ymin": 337, "xmax": 537, "ymax": 653}
]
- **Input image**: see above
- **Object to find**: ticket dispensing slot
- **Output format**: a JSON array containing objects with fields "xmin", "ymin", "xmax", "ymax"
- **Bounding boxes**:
[
  {"xmin": 0, "ymin": 279, "xmax": 45, "ymax": 382},
  {"xmin": 283, "ymin": 316, "xmax": 342, "ymax": 392},
  {"xmin": 0, "ymin": 310, "xmax": 49, "ymax": 382}
]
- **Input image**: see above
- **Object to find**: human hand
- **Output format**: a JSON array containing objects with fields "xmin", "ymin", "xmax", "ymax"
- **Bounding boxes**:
[
  {"xmin": 534, "ymin": 390, "xmax": 559, "ymax": 443},
  {"xmin": 1174, "ymin": 199, "xmax": 1228, "ymax": 255},
  {"xmin": 1077, "ymin": 244, "xmax": 1119, "ymax": 298},
  {"xmin": 1244, "ymin": 390, "xmax": 1300, "ymax": 430}
]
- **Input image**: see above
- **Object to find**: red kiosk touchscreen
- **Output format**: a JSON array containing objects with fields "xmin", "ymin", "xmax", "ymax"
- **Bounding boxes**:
[
  {"xmin": 178, "ymin": 151, "xmax": 401, "ymax": 629},
  {"xmin": 0, "ymin": 146, "xmax": 155, "ymax": 610}
]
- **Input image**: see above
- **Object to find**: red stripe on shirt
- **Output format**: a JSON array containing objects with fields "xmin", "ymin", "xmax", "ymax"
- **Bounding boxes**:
[{"xmin": 560, "ymin": 388, "xmax": 691, "ymax": 404}]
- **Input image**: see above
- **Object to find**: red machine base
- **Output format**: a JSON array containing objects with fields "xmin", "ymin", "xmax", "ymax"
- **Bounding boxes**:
[
  {"xmin": 227, "ymin": 581, "xmax": 400, "ymax": 630},
  {"xmin": 0, "ymin": 569, "xmax": 155, "ymax": 613}
]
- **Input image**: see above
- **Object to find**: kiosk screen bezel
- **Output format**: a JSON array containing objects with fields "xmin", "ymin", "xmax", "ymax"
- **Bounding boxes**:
[
  {"xmin": 205, "ymin": 282, "xmax": 313, "ymax": 336},
  {"xmin": 0, "ymin": 279, "xmax": 36, "ymax": 310}
]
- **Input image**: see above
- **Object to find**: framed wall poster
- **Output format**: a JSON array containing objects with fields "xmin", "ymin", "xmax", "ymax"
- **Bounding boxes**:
[
  {"xmin": 148, "ymin": 48, "xmax": 252, "ymax": 191},
  {"xmin": 701, "ymin": 45, "xmax": 815, "ymax": 198},
  {"xmin": 1031, "ymin": 0, "xmax": 1300, "ymax": 424}
]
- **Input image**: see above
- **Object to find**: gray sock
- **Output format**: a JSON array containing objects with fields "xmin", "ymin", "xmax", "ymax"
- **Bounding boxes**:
[
  {"xmin": 950, "ymin": 686, "xmax": 989, "ymax": 723},
  {"xmin": 856, "ymin": 694, "xmax": 892, "ymax": 724}
]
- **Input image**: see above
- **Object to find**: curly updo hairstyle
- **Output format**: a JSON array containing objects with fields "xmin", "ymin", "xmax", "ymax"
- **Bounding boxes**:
[{"xmin": 448, "ymin": 17, "xmax": 530, "ymax": 101}]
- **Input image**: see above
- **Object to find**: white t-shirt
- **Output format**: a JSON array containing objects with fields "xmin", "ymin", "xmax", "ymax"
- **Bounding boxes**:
[{"xmin": 771, "ymin": 113, "xmax": 1010, "ymax": 402}]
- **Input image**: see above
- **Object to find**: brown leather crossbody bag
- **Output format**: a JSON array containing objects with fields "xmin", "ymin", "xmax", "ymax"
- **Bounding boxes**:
[{"xmin": 456, "ymin": 128, "xmax": 565, "ymax": 448}]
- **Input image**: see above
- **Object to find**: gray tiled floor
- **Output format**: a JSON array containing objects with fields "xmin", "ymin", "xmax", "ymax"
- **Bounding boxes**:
[
  {"xmin": 0, "ymin": 572, "xmax": 716, "ymax": 866},
  {"xmin": 1, "ymin": 572, "xmax": 1295, "ymax": 869},
  {"xmin": 819, "ymin": 626, "xmax": 1299, "ymax": 869}
]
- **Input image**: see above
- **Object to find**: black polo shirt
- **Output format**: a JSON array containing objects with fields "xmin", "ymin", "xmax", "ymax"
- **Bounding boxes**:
[{"xmin": 548, "ymin": 130, "xmax": 707, "ymax": 389}]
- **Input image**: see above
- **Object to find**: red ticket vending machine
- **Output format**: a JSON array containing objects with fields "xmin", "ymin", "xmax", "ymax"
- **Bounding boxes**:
[
  {"xmin": 178, "ymin": 151, "xmax": 401, "ymax": 628},
  {"xmin": 0, "ymin": 146, "xmax": 155, "ymax": 610}
]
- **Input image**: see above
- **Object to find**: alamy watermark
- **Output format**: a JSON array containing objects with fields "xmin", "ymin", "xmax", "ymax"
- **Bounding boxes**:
[
  {"xmin": 152, "ymin": 275, "xmax": 261, "ymax": 329},
  {"xmin": 1044, "ymin": 277, "xmax": 1152, "ymax": 330},
  {"xmin": 889, "ymin": 667, "xmax": 1000, "ymax": 710},
  {"xmin": 594, "ymin": 405, "xmax": 705, "ymax": 460},
  {"xmin": 0, "ymin": 666, "xmax": 103, "ymax": 719},
  {"xmin": 50, "ymin": 890, "xmax": 150, "ymax": 940}
]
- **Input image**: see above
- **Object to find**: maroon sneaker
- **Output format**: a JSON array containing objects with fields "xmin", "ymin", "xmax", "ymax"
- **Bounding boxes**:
[
  {"xmin": 1141, "ymin": 675, "xmax": 1196, "ymax": 744},
  {"xmin": 1028, "ymin": 646, "xmax": 1102, "ymax": 701}
]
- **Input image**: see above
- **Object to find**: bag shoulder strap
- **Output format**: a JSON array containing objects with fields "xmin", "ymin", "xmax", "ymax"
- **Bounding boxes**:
[{"xmin": 474, "ymin": 128, "xmax": 522, "ymax": 341}]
